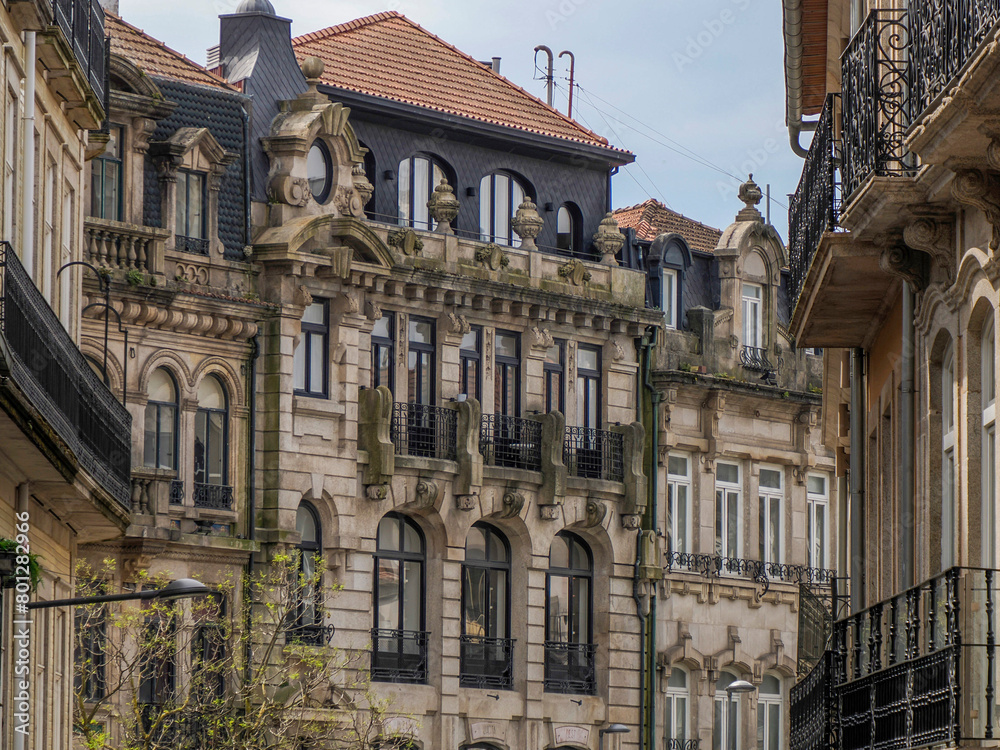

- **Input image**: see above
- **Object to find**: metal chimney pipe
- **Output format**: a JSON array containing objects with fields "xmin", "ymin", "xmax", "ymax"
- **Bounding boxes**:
[{"xmin": 491, "ymin": 57, "xmax": 501, "ymax": 73}]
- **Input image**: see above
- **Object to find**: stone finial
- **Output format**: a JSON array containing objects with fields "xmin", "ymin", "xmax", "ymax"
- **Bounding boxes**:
[
  {"xmin": 353, "ymin": 164, "xmax": 374, "ymax": 211},
  {"xmin": 426, "ymin": 177, "xmax": 460, "ymax": 234},
  {"xmin": 593, "ymin": 212, "xmax": 624, "ymax": 265},
  {"xmin": 736, "ymin": 174, "xmax": 763, "ymax": 221},
  {"xmin": 301, "ymin": 56, "xmax": 325, "ymax": 100},
  {"xmin": 511, "ymin": 198, "xmax": 544, "ymax": 250}
]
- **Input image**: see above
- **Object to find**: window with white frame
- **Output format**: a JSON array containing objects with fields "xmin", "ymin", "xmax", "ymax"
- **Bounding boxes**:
[
  {"xmin": 758, "ymin": 467, "xmax": 783, "ymax": 565},
  {"xmin": 42, "ymin": 157, "xmax": 56, "ymax": 303},
  {"xmin": 757, "ymin": 674, "xmax": 782, "ymax": 750},
  {"xmin": 984, "ymin": 318, "xmax": 997, "ymax": 568},
  {"xmin": 59, "ymin": 185, "xmax": 74, "ymax": 326},
  {"xmin": 665, "ymin": 666, "xmax": 689, "ymax": 742},
  {"xmin": 479, "ymin": 172, "xmax": 528, "ymax": 247},
  {"xmin": 807, "ymin": 474, "xmax": 829, "ymax": 570},
  {"xmin": 4, "ymin": 88, "xmax": 17, "ymax": 241},
  {"xmin": 742, "ymin": 283, "xmax": 762, "ymax": 349},
  {"xmin": 663, "ymin": 268, "xmax": 678, "ymax": 330},
  {"xmin": 667, "ymin": 454, "xmax": 692, "ymax": 555},
  {"xmin": 293, "ymin": 300, "xmax": 328, "ymax": 398},
  {"xmin": 714, "ymin": 671, "xmax": 742, "ymax": 750},
  {"xmin": 716, "ymin": 462, "xmax": 742, "ymax": 559},
  {"xmin": 398, "ymin": 154, "xmax": 446, "ymax": 231},
  {"xmin": 942, "ymin": 345, "xmax": 956, "ymax": 569}
]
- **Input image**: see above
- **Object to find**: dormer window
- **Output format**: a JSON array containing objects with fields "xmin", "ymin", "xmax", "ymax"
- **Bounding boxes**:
[
  {"xmin": 398, "ymin": 154, "xmax": 446, "ymax": 231},
  {"xmin": 556, "ymin": 203, "xmax": 582, "ymax": 255},
  {"xmin": 307, "ymin": 140, "xmax": 332, "ymax": 203},
  {"xmin": 663, "ymin": 269, "xmax": 679, "ymax": 330},
  {"xmin": 175, "ymin": 170, "xmax": 207, "ymax": 255},
  {"xmin": 480, "ymin": 172, "xmax": 530, "ymax": 247},
  {"xmin": 742, "ymin": 283, "xmax": 762, "ymax": 348},
  {"xmin": 91, "ymin": 125, "xmax": 123, "ymax": 221}
]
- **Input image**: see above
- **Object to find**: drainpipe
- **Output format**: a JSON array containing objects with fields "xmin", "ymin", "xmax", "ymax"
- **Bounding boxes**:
[
  {"xmin": 900, "ymin": 284, "xmax": 915, "ymax": 589},
  {"xmin": 849, "ymin": 348, "xmax": 866, "ymax": 611},
  {"xmin": 242, "ymin": 103, "xmax": 251, "ymax": 245},
  {"xmin": 632, "ymin": 538, "xmax": 648, "ymax": 750},
  {"xmin": 781, "ymin": 0, "xmax": 819, "ymax": 158},
  {"xmin": 21, "ymin": 31, "xmax": 36, "ymax": 272},
  {"xmin": 13, "ymin": 482, "xmax": 29, "ymax": 750},
  {"xmin": 244, "ymin": 333, "xmax": 259, "ymax": 682},
  {"xmin": 640, "ymin": 330, "xmax": 660, "ymax": 749}
]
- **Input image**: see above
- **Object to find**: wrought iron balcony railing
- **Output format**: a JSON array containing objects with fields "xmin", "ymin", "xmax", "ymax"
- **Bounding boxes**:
[
  {"xmin": 544, "ymin": 641, "xmax": 597, "ymax": 695},
  {"xmin": 788, "ymin": 94, "xmax": 840, "ymax": 304},
  {"xmin": 287, "ymin": 622, "xmax": 335, "ymax": 647},
  {"xmin": 790, "ymin": 651, "xmax": 834, "ymax": 750},
  {"xmin": 459, "ymin": 635, "xmax": 515, "ymax": 690},
  {"xmin": 193, "ymin": 483, "xmax": 233, "ymax": 510},
  {"xmin": 664, "ymin": 551, "xmax": 837, "ymax": 597},
  {"xmin": 176, "ymin": 235, "xmax": 210, "ymax": 256},
  {"xmin": 169, "ymin": 479, "xmax": 184, "ymax": 505},
  {"xmin": 371, "ymin": 628, "xmax": 428, "ymax": 684},
  {"xmin": 0, "ymin": 242, "xmax": 131, "ymax": 509},
  {"xmin": 390, "ymin": 402, "xmax": 457, "ymax": 461},
  {"xmin": 480, "ymin": 414, "xmax": 542, "ymax": 471},
  {"xmin": 739, "ymin": 345, "xmax": 777, "ymax": 374},
  {"xmin": 841, "ymin": 9, "xmax": 916, "ymax": 201},
  {"xmin": 563, "ymin": 426, "xmax": 624, "ymax": 482},
  {"xmin": 909, "ymin": 0, "xmax": 1000, "ymax": 121},
  {"xmin": 52, "ymin": 0, "xmax": 108, "ymax": 108},
  {"xmin": 664, "ymin": 740, "xmax": 700, "ymax": 750}
]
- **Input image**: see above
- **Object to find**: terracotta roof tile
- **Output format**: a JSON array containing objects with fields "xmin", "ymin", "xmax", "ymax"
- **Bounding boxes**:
[
  {"xmin": 292, "ymin": 12, "xmax": 628, "ymax": 157},
  {"xmin": 613, "ymin": 199, "xmax": 721, "ymax": 253},
  {"xmin": 106, "ymin": 13, "xmax": 238, "ymax": 91}
]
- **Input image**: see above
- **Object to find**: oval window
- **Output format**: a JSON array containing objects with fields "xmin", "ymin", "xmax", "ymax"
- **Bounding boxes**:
[{"xmin": 307, "ymin": 141, "xmax": 332, "ymax": 202}]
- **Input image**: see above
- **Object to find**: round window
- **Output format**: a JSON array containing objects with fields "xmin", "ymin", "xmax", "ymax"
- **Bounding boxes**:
[{"xmin": 307, "ymin": 140, "xmax": 332, "ymax": 202}]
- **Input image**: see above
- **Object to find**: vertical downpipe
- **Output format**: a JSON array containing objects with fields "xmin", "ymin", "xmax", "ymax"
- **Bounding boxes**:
[
  {"xmin": 244, "ymin": 334, "xmax": 259, "ymax": 683},
  {"xmin": 900, "ymin": 284, "xmax": 915, "ymax": 589},
  {"xmin": 850, "ymin": 348, "xmax": 866, "ymax": 611},
  {"xmin": 21, "ymin": 32, "xmax": 35, "ymax": 275}
]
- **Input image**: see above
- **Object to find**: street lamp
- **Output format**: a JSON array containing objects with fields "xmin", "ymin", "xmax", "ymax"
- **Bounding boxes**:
[
  {"xmin": 598, "ymin": 723, "xmax": 630, "ymax": 750},
  {"xmin": 725, "ymin": 680, "xmax": 756, "ymax": 750},
  {"xmin": 28, "ymin": 578, "xmax": 212, "ymax": 610}
]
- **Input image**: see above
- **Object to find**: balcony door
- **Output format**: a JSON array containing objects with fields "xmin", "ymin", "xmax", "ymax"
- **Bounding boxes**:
[
  {"xmin": 461, "ymin": 523, "xmax": 512, "ymax": 689},
  {"xmin": 545, "ymin": 532, "xmax": 595, "ymax": 694},
  {"xmin": 373, "ymin": 513, "xmax": 426, "ymax": 683}
]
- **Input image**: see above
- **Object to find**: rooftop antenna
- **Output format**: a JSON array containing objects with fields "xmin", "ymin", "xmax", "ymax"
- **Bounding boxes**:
[
  {"xmin": 534, "ymin": 45, "xmax": 554, "ymax": 107},
  {"xmin": 766, "ymin": 183, "xmax": 771, "ymax": 224},
  {"xmin": 559, "ymin": 49, "xmax": 575, "ymax": 117}
]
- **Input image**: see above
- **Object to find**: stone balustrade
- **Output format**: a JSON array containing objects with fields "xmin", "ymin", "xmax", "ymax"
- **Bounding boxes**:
[{"xmin": 85, "ymin": 216, "xmax": 170, "ymax": 276}]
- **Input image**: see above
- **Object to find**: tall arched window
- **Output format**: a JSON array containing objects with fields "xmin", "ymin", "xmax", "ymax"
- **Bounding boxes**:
[
  {"xmin": 480, "ymin": 172, "xmax": 529, "ymax": 247},
  {"xmin": 556, "ymin": 203, "xmax": 581, "ymax": 255},
  {"xmin": 758, "ymin": 674, "xmax": 782, "ymax": 750},
  {"xmin": 714, "ymin": 671, "xmax": 742, "ymax": 750},
  {"xmin": 942, "ymin": 344, "xmax": 956, "ymax": 570},
  {"xmin": 194, "ymin": 376, "xmax": 231, "ymax": 509},
  {"xmin": 373, "ymin": 513, "xmax": 427, "ymax": 683},
  {"xmin": 144, "ymin": 368, "xmax": 178, "ymax": 471},
  {"xmin": 398, "ymin": 154, "xmax": 446, "ymax": 231},
  {"xmin": 461, "ymin": 523, "xmax": 512, "ymax": 689},
  {"xmin": 545, "ymin": 531, "xmax": 595, "ymax": 695},
  {"xmin": 665, "ymin": 666, "xmax": 690, "ymax": 742},
  {"xmin": 293, "ymin": 502, "xmax": 326, "ymax": 644},
  {"xmin": 984, "ymin": 318, "xmax": 997, "ymax": 568}
]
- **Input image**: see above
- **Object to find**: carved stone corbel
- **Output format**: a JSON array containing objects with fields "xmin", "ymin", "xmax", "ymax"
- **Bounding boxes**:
[
  {"xmin": 499, "ymin": 490, "xmax": 525, "ymax": 519},
  {"xmin": 584, "ymin": 499, "xmax": 607, "ymax": 528},
  {"xmin": 413, "ymin": 478, "xmax": 442, "ymax": 510},
  {"xmin": 529, "ymin": 325, "xmax": 554, "ymax": 351},
  {"xmin": 359, "ymin": 386, "xmax": 394, "ymax": 489},
  {"xmin": 952, "ymin": 168, "xmax": 1000, "ymax": 251},
  {"xmin": 877, "ymin": 241, "xmax": 928, "ymax": 291},
  {"xmin": 903, "ymin": 217, "xmax": 954, "ymax": 284}
]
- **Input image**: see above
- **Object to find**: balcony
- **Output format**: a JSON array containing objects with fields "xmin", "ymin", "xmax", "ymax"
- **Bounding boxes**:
[
  {"xmin": 738, "ymin": 346, "xmax": 777, "ymax": 383},
  {"xmin": 563, "ymin": 426, "xmax": 623, "ymax": 482},
  {"xmin": 370, "ymin": 628, "xmax": 428, "ymax": 684},
  {"xmin": 664, "ymin": 552, "xmax": 837, "ymax": 596},
  {"xmin": 0, "ymin": 242, "xmax": 131, "ymax": 512},
  {"xmin": 286, "ymin": 622, "xmax": 335, "ymax": 647},
  {"xmin": 664, "ymin": 742, "xmax": 700, "ymax": 750},
  {"xmin": 192, "ymin": 482, "xmax": 233, "ymax": 510},
  {"xmin": 459, "ymin": 635, "xmax": 515, "ymax": 690},
  {"xmin": 791, "ymin": 566, "xmax": 1000, "ymax": 750},
  {"xmin": 390, "ymin": 402, "xmax": 457, "ymax": 461},
  {"xmin": 480, "ymin": 414, "xmax": 542, "ymax": 471},
  {"xmin": 790, "ymin": 651, "xmax": 834, "ymax": 750},
  {"xmin": 169, "ymin": 479, "xmax": 184, "ymax": 505},
  {"xmin": 84, "ymin": 217, "xmax": 169, "ymax": 278},
  {"xmin": 544, "ymin": 641, "xmax": 596, "ymax": 695}
]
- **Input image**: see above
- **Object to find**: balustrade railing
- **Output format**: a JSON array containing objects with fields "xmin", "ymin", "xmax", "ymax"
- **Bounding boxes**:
[
  {"xmin": 176, "ymin": 235, "xmax": 210, "ymax": 257},
  {"xmin": 480, "ymin": 414, "xmax": 542, "ymax": 471},
  {"xmin": 739, "ymin": 345, "xmax": 777, "ymax": 376},
  {"xmin": 459, "ymin": 635, "xmax": 515, "ymax": 690},
  {"xmin": 0, "ymin": 242, "xmax": 131, "ymax": 509},
  {"xmin": 665, "ymin": 551, "xmax": 836, "ymax": 597},
  {"xmin": 85, "ymin": 217, "xmax": 167, "ymax": 275},
  {"xmin": 544, "ymin": 641, "xmax": 596, "ymax": 695},
  {"xmin": 664, "ymin": 741, "xmax": 700, "ymax": 750},
  {"xmin": 371, "ymin": 628, "xmax": 428, "ymax": 684},
  {"xmin": 563, "ymin": 426, "xmax": 623, "ymax": 482},
  {"xmin": 390, "ymin": 402, "xmax": 457, "ymax": 461},
  {"xmin": 790, "ymin": 651, "xmax": 834, "ymax": 750},
  {"xmin": 193, "ymin": 483, "xmax": 233, "ymax": 510},
  {"xmin": 169, "ymin": 479, "xmax": 184, "ymax": 505},
  {"xmin": 52, "ymin": 0, "xmax": 107, "ymax": 108},
  {"xmin": 287, "ymin": 623, "xmax": 335, "ymax": 647}
]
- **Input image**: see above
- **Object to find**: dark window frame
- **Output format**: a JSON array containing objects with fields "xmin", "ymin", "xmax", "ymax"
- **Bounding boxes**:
[
  {"xmin": 295, "ymin": 299, "xmax": 329, "ymax": 399},
  {"xmin": 371, "ymin": 312, "xmax": 395, "ymax": 393},
  {"xmin": 90, "ymin": 123, "xmax": 123, "ymax": 221},
  {"xmin": 407, "ymin": 315, "xmax": 436, "ymax": 406},
  {"xmin": 494, "ymin": 330, "xmax": 521, "ymax": 417},
  {"xmin": 459, "ymin": 326, "xmax": 482, "ymax": 402},
  {"xmin": 295, "ymin": 501, "xmax": 323, "ymax": 634},
  {"xmin": 480, "ymin": 171, "xmax": 533, "ymax": 247},
  {"xmin": 398, "ymin": 153, "xmax": 450, "ymax": 231},
  {"xmin": 545, "ymin": 531, "xmax": 594, "ymax": 646},
  {"xmin": 556, "ymin": 202, "xmax": 582, "ymax": 255},
  {"xmin": 144, "ymin": 368, "xmax": 179, "ymax": 471},
  {"xmin": 543, "ymin": 339, "xmax": 566, "ymax": 414},
  {"xmin": 461, "ymin": 522, "xmax": 511, "ymax": 641},
  {"xmin": 194, "ymin": 376, "xmax": 228, "ymax": 487},
  {"xmin": 307, "ymin": 139, "xmax": 333, "ymax": 204},
  {"xmin": 576, "ymin": 344, "xmax": 602, "ymax": 430}
]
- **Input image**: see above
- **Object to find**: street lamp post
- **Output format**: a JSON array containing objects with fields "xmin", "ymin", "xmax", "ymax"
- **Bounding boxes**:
[
  {"xmin": 725, "ymin": 680, "xmax": 756, "ymax": 750},
  {"xmin": 598, "ymin": 723, "xmax": 630, "ymax": 750},
  {"xmin": 27, "ymin": 578, "xmax": 212, "ymax": 610}
]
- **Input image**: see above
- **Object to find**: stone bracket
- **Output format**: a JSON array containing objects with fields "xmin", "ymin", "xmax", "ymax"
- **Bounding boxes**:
[
  {"xmin": 453, "ymin": 398, "xmax": 483, "ymax": 497},
  {"xmin": 358, "ymin": 385, "xmax": 394, "ymax": 488},
  {"xmin": 952, "ymin": 168, "xmax": 1000, "ymax": 251},
  {"xmin": 613, "ymin": 421, "xmax": 647, "ymax": 518},
  {"xmin": 536, "ymin": 411, "xmax": 566, "ymax": 507}
]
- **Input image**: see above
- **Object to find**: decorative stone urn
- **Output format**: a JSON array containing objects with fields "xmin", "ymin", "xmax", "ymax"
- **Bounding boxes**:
[
  {"xmin": 736, "ymin": 174, "xmax": 763, "ymax": 221},
  {"xmin": 593, "ymin": 212, "xmax": 624, "ymax": 265},
  {"xmin": 426, "ymin": 177, "xmax": 460, "ymax": 234},
  {"xmin": 511, "ymin": 198, "xmax": 544, "ymax": 250},
  {"xmin": 353, "ymin": 163, "xmax": 374, "ymax": 212}
]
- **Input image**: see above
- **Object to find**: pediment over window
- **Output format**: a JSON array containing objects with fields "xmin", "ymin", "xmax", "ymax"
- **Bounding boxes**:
[
  {"xmin": 254, "ymin": 214, "xmax": 394, "ymax": 273},
  {"xmin": 149, "ymin": 127, "xmax": 237, "ymax": 182}
]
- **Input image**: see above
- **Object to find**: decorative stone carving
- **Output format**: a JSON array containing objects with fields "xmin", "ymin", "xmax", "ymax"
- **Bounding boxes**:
[
  {"xmin": 605, "ymin": 339, "xmax": 626, "ymax": 363},
  {"xmin": 736, "ymin": 174, "xmax": 763, "ymax": 221},
  {"xmin": 584, "ymin": 499, "xmax": 607, "ymax": 528},
  {"xmin": 499, "ymin": 490, "xmax": 525, "ymax": 519},
  {"xmin": 952, "ymin": 168, "xmax": 1000, "ymax": 251},
  {"xmin": 454, "ymin": 399, "xmax": 483, "ymax": 498},
  {"xmin": 387, "ymin": 228, "xmax": 423, "ymax": 256},
  {"xmin": 365, "ymin": 300, "xmax": 382, "ymax": 321},
  {"xmin": 359, "ymin": 386, "xmax": 394, "ymax": 487},
  {"xmin": 352, "ymin": 163, "xmax": 374, "ymax": 211},
  {"xmin": 903, "ymin": 217, "xmax": 954, "ymax": 282},
  {"xmin": 621, "ymin": 514, "xmax": 641, "ymax": 530},
  {"xmin": 271, "ymin": 177, "xmax": 311, "ymax": 207},
  {"xmin": 592, "ymin": 212, "xmax": 625, "ymax": 265},
  {"xmin": 334, "ymin": 185, "xmax": 364, "ymax": 218},
  {"xmin": 878, "ymin": 241, "xmax": 927, "ymax": 290},
  {"xmin": 426, "ymin": 177, "xmax": 460, "ymax": 234},
  {"xmin": 537, "ymin": 411, "xmax": 567, "ymax": 507},
  {"xmin": 614, "ymin": 422, "xmax": 647, "ymax": 518},
  {"xmin": 475, "ymin": 243, "xmax": 509, "ymax": 270},
  {"xmin": 366, "ymin": 484, "xmax": 388, "ymax": 501},
  {"xmin": 539, "ymin": 504, "xmax": 560, "ymax": 521},
  {"xmin": 511, "ymin": 198, "xmax": 544, "ymax": 250},
  {"xmin": 448, "ymin": 312, "xmax": 471, "ymax": 334},
  {"xmin": 530, "ymin": 326, "xmax": 554, "ymax": 350},
  {"xmin": 295, "ymin": 285, "xmax": 313, "ymax": 309},
  {"xmin": 558, "ymin": 259, "xmax": 592, "ymax": 286},
  {"xmin": 414, "ymin": 479, "xmax": 441, "ymax": 510},
  {"xmin": 455, "ymin": 495, "xmax": 477, "ymax": 511}
]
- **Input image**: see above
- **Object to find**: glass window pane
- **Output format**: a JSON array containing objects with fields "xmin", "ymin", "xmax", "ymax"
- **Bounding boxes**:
[
  {"xmin": 577, "ymin": 347, "xmax": 599, "ymax": 372},
  {"xmin": 403, "ymin": 521, "xmax": 421, "ymax": 553},
  {"xmin": 768, "ymin": 704, "xmax": 780, "ymax": 750},
  {"xmin": 760, "ymin": 468, "xmax": 782, "ymax": 489},
  {"xmin": 479, "ymin": 175, "xmax": 490, "ymax": 239},
  {"xmin": 573, "ymin": 577, "xmax": 589, "ymax": 642},
  {"xmin": 296, "ymin": 506, "xmax": 317, "ymax": 543},
  {"xmin": 159, "ymin": 405, "xmax": 175, "ymax": 470},
  {"xmin": 460, "ymin": 330, "xmax": 478, "ymax": 351},
  {"xmin": 727, "ymin": 491, "xmax": 739, "ymax": 556},
  {"xmin": 494, "ymin": 570, "xmax": 507, "ymax": 636},
  {"xmin": 148, "ymin": 369, "xmax": 176, "ymax": 403},
  {"xmin": 550, "ymin": 535, "xmax": 569, "ymax": 568},
  {"xmin": 190, "ymin": 175, "xmax": 204, "ymax": 238},
  {"xmin": 466, "ymin": 526, "xmax": 486, "ymax": 560},
  {"xmin": 372, "ymin": 316, "xmax": 391, "ymax": 340},
  {"xmin": 677, "ymin": 696, "xmax": 687, "ymax": 741},
  {"xmin": 208, "ymin": 411, "xmax": 224, "ymax": 483},
  {"xmin": 414, "ymin": 158, "xmax": 429, "ymax": 229},
  {"xmin": 547, "ymin": 574, "xmax": 568, "ymax": 641},
  {"xmin": 816, "ymin": 505, "xmax": 827, "ymax": 569},
  {"xmin": 463, "ymin": 566, "xmax": 486, "ymax": 635},
  {"xmin": 807, "ymin": 474, "xmax": 826, "ymax": 495},
  {"xmin": 175, "ymin": 176, "xmax": 187, "ymax": 235},
  {"xmin": 496, "ymin": 175, "xmax": 509, "ymax": 243},
  {"xmin": 143, "ymin": 405, "xmax": 157, "ymax": 467},
  {"xmin": 677, "ymin": 485, "xmax": 688, "ymax": 553},
  {"xmin": 378, "ymin": 517, "xmax": 400, "ymax": 552},
  {"xmin": 409, "ymin": 318, "xmax": 433, "ymax": 344},
  {"xmin": 103, "ymin": 159, "xmax": 119, "ymax": 221},
  {"xmin": 571, "ymin": 538, "xmax": 590, "ymax": 571},
  {"xmin": 397, "ymin": 159, "xmax": 410, "ymax": 224},
  {"xmin": 307, "ymin": 143, "xmax": 329, "ymax": 200},
  {"xmin": 309, "ymin": 332, "xmax": 323, "ymax": 391},
  {"xmin": 718, "ymin": 463, "xmax": 739, "ymax": 485},
  {"xmin": 714, "ymin": 699, "xmax": 723, "ymax": 750},
  {"xmin": 496, "ymin": 333, "xmax": 518, "ymax": 359},
  {"xmin": 669, "ymin": 455, "xmax": 688, "ymax": 476},
  {"xmin": 545, "ymin": 344, "xmax": 562, "ymax": 365},
  {"xmin": 402, "ymin": 561, "xmax": 421, "ymax": 631},
  {"xmin": 198, "ymin": 377, "xmax": 225, "ymax": 409},
  {"xmin": 377, "ymin": 560, "xmax": 399, "ymax": 628},
  {"xmin": 302, "ymin": 302, "xmax": 324, "ymax": 325},
  {"xmin": 668, "ymin": 668, "xmax": 687, "ymax": 688},
  {"xmin": 293, "ymin": 336, "xmax": 306, "ymax": 390},
  {"xmin": 488, "ymin": 530, "xmax": 506, "ymax": 562}
]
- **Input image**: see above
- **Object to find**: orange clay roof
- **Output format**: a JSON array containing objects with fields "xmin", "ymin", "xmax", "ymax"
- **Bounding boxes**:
[
  {"xmin": 613, "ymin": 199, "xmax": 722, "ymax": 254},
  {"xmin": 292, "ymin": 11, "xmax": 629, "ymax": 157},
  {"xmin": 106, "ymin": 13, "xmax": 238, "ymax": 91}
]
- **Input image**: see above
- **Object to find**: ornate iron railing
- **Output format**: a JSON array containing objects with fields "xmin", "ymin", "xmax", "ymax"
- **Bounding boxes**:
[
  {"xmin": 664, "ymin": 552, "xmax": 836, "ymax": 598},
  {"xmin": 739, "ymin": 345, "xmax": 777, "ymax": 375},
  {"xmin": 52, "ymin": 0, "xmax": 107, "ymax": 108},
  {"xmin": 287, "ymin": 623, "xmax": 335, "ymax": 647},
  {"xmin": 790, "ymin": 651, "xmax": 835, "ymax": 750},
  {"xmin": 664, "ymin": 740, "xmax": 700, "ymax": 750},
  {"xmin": 193, "ymin": 483, "xmax": 233, "ymax": 510},
  {"xmin": 390, "ymin": 402, "xmax": 457, "ymax": 461},
  {"xmin": 371, "ymin": 628, "xmax": 428, "ymax": 684},
  {"xmin": 544, "ymin": 641, "xmax": 596, "ymax": 695},
  {"xmin": 0, "ymin": 242, "xmax": 131, "ymax": 509},
  {"xmin": 169, "ymin": 479, "xmax": 184, "ymax": 505},
  {"xmin": 788, "ymin": 94, "xmax": 840, "ymax": 304},
  {"xmin": 176, "ymin": 235, "xmax": 210, "ymax": 256},
  {"xmin": 563, "ymin": 426, "xmax": 623, "ymax": 482},
  {"xmin": 480, "ymin": 414, "xmax": 542, "ymax": 471},
  {"xmin": 841, "ymin": 9, "xmax": 915, "ymax": 201},
  {"xmin": 908, "ymin": 0, "xmax": 1000, "ymax": 120},
  {"xmin": 459, "ymin": 635, "xmax": 515, "ymax": 690}
]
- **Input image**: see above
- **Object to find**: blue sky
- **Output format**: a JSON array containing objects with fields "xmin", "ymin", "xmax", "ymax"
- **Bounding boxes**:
[{"xmin": 119, "ymin": 0, "xmax": 801, "ymax": 239}]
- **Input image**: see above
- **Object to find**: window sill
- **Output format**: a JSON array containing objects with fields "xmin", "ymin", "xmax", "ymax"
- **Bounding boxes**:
[{"xmin": 293, "ymin": 395, "xmax": 345, "ymax": 418}]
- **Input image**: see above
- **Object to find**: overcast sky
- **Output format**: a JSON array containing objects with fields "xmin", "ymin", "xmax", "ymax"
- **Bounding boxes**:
[{"xmin": 119, "ymin": 0, "xmax": 801, "ymax": 238}]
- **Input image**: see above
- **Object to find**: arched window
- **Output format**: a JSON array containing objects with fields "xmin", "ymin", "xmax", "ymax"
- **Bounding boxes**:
[
  {"xmin": 556, "ymin": 203, "xmax": 581, "ymax": 255},
  {"xmin": 293, "ymin": 502, "xmax": 326, "ymax": 644},
  {"xmin": 665, "ymin": 666, "xmax": 690, "ymax": 742},
  {"xmin": 194, "ymin": 376, "xmax": 231, "ymax": 510},
  {"xmin": 461, "ymin": 523, "xmax": 512, "ymax": 689},
  {"xmin": 942, "ymin": 344, "xmax": 956, "ymax": 569},
  {"xmin": 144, "ymin": 368, "xmax": 178, "ymax": 471},
  {"xmin": 758, "ymin": 674, "xmax": 782, "ymax": 750},
  {"xmin": 984, "ymin": 318, "xmax": 997, "ymax": 568},
  {"xmin": 373, "ymin": 513, "xmax": 427, "ymax": 683},
  {"xmin": 479, "ymin": 172, "xmax": 530, "ymax": 247},
  {"xmin": 714, "ymin": 671, "xmax": 742, "ymax": 750},
  {"xmin": 545, "ymin": 531, "xmax": 594, "ymax": 695},
  {"xmin": 398, "ymin": 154, "xmax": 446, "ymax": 231}
]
